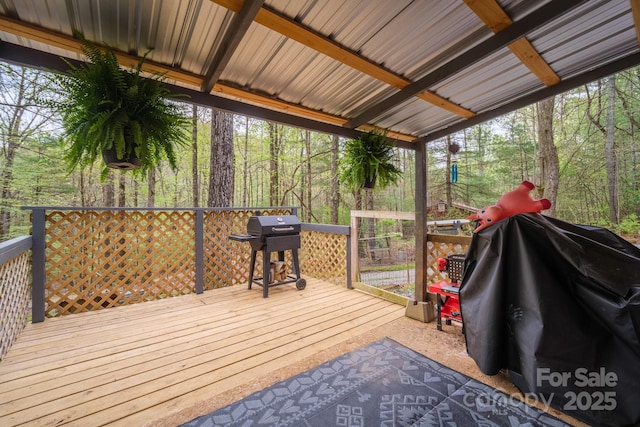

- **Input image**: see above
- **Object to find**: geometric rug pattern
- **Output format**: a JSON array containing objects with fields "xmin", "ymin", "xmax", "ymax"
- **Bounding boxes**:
[{"xmin": 181, "ymin": 338, "xmax": 569, "ymax": 426}]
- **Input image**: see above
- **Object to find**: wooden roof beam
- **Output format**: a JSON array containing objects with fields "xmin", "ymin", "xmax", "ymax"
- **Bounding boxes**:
[
  {"xmin": 631, "ymin": 0, "xmax": 640, "ymax": 46},
  {"xmin": 344, "ymin": 0, "xmax": 585, "ymax": 129},
  {"xmin": 210, "ymin": 0, "xmax": 475, "ymax": 118},
  {"xmin": 464, "ymin": 0, "xmax": 560, "ymax": 86},
  {"xmin": 0, "ymin": 21, "xmax": 416, "ymax": 143}
]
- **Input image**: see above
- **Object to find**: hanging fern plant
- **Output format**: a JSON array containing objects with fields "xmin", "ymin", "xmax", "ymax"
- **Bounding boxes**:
[
  {"xmin": 48, "ymin": 33, "xmax": 190, "ymax": 177},
  {"xmin": 339, "ymin": 130, "xmax": 402, "ymax": 191}
]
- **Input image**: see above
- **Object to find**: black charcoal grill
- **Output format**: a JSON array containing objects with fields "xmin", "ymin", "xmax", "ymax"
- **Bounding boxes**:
[{"xmin": 230, "ymin": 214, "xmax": 306, "ymax": 297}]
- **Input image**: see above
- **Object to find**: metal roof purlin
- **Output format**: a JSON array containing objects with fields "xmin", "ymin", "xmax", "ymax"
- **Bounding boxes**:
[
  {"xmin": 201, "ymin": 0, "xmax": 264, "ymax": 93},
  {"xmin": 344, "ymin": 0, "xmax": 587, "ymax": 129},
  {"xmin": 418, "ymin": 51, "xmax": 640, "ymax": 144}
]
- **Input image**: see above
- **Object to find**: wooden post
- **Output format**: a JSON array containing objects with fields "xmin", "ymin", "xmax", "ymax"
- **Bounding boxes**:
[
  {"xmin": 195, "ymin": 210, "xmax": 204, "ymax": 294},
  {"xmin": 350, "ymin": 212, "xmax": 359, "ymax": 284},
  {"xmin": 405, "ymin": 140, "xmax": 435, "ymax": 322},
  {"xmin": 414, "ymin": 141, "xmax": 428, "ymax": 303},
  {"xmin": 31, "ymin": 208, "xmax": 46, "ymax": 323}
]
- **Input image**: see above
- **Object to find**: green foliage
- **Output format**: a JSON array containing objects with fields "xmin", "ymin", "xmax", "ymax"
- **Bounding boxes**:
[
  {"xmin": 619, "ymin": 214, "xmax": 640, "ymax": 236},
  {"xmin": 7, "ymin": 59, "xmax": 640, "ymax": 240},
  {"xmin": 47, "ymin": 34, "xmax": 190, "ymax": 177},
  {"xmin": 339, "ymin": 130, "xmax": 402, "ymax": 191}
]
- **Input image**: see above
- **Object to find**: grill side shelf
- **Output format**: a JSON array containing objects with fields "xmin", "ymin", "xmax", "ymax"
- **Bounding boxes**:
[{"xmin": 229, "ymin": 234, "xmax": 259, "ymax": 242}]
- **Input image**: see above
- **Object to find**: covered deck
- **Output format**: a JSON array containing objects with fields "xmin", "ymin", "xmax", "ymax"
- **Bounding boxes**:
[
  {"xmin": 1, "ymin": 278, "xmax": 408, "ymax": 426},
  {"xmin": 0, "ymin": 277, "xmax": 583, "ymax": 426}
]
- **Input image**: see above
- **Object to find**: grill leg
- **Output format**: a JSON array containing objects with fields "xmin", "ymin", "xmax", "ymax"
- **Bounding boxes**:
[
  {"xmin": 291, "ymin": 249, "xmax": 301, "ymax": 279},
  {"xmin": 262, "ymin": 248, "xmax": 270, "ymax": 298},
  {"xmin": 248, "ymin": 250, "xmax": 257, "ymax": 290},
  {"xmin": 436, "ymin": 294, "xmax": 443, "ymax": 331}
]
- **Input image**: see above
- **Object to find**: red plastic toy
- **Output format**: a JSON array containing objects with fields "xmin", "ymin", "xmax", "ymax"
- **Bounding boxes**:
[{"xmin": 467, "ymin": 180, "xmax": 551, "ymax": 233}]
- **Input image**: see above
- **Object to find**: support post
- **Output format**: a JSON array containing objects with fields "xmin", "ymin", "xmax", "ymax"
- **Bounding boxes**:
[
  {"xmin": 349, "ymin": 212, "xmax": 359, "ymax": 284},
  {"xmin": 195, "ymin": 210, "xmax": 204, "ymax": 294},
  {"xmin": 406, "ymin": 140, "xmax": 435, "ymax": 322},
  {"xmin": 345, "ymin": 233, "xmax": 352, "ymax": 289},
  {"xmin": 31, "ymin": 208, "xmax": 46, "ymax": 323}
]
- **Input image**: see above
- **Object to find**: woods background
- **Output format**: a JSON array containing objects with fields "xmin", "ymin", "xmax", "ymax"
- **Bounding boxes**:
[{"xmin": 2, "ymin": 62, "xmax": 640, "ymax": 242}]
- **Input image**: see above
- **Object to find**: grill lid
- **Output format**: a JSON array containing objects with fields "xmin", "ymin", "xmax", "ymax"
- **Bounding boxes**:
[{"xmin": 247, "ymin": 215, "xmax": 301, "ymax": 236}]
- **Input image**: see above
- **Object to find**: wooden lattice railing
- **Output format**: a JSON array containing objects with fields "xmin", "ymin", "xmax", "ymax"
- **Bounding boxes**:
[
  {"xmin": 300, "ymin": 223, "xmax": 350, "ymax": 286},
  {"xmin": 43, "ymin": 210, "xmax": 198, "ymax": 315},
  {"xmin": 202, "ymin": 208, "xmax": 293, "ymax": 290},
  {"xmin": 25, "ymin": 207, "xmax": 349, "ymax": 319},
  {"xmin": 426, "ymin": 234, "xmax": 472, "ymax": 283},
  {"xmin": 0, "ymin": 236, "xmax": 32, "ymax": 361}
]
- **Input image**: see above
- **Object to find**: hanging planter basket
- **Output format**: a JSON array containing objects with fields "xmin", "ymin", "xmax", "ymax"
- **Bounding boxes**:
[
  {"xmin": 339, "ymin": 130, "xmax": 402, "ymax": 191},
  {"xmin": 102, "ymin": 147, "xmax": 141, "ymax": 170},
  {"xmin": 363, "ymin": 173, "xmax": 377, "ymax": 189},
  {"xmin": 47, "ymin": 33, "xmax": 190, "ymax": 178}
]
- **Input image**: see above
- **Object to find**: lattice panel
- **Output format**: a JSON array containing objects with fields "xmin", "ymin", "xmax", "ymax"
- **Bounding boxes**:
[
  {"xmin": 44, "ymin": 210, "xmax": 196, "ymax": 316},
  {"xmin": 0, "ymin": 251, "xmax": 31, "ymax": 361},
  {"xmin": 300, "ymin": 231, "xmax": 347, "ymax": 286},
  {"xmin": 203, "ymin": 209, "xmax": 293, "ymax": 289},
  {"xmin": 426, "ymin": 238, "xmax": 471, "ymax": 284}
]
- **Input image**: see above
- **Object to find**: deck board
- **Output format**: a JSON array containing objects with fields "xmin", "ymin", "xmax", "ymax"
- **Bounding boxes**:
[{"xmin": 0, "ymin": 278, "xmax": 405, "ymax": 426}]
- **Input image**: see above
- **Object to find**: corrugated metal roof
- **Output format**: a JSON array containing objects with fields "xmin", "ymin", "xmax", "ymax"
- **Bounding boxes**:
[{"xmin": 1, "ymin": 0, "xmax": 639, "ymax": 143}]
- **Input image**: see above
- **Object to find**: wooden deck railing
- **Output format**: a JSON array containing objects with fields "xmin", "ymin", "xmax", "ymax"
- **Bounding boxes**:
[
  {"xmin": 22, "ymin": 207, "xmax": 351, "ymax": 321},
  {"xmin": 426, "ymin": 234, "xmax": 472, "ymax": 283},
  {"xmin": 350, "ymin": 210, "xmax": 472, "ymax": 285},
  {"xmin": 3, "ymin": 206, "xmax": 470, "ymax": 359},
  {"xmin": 0, "ymin": 236, "xmax": 32, "ymax": 361}
]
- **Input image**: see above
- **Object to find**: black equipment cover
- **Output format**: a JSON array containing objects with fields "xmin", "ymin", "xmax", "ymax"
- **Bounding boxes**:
[{"xmin": 460, "ymin": 214, "xmax": 640, "ymax": 426}]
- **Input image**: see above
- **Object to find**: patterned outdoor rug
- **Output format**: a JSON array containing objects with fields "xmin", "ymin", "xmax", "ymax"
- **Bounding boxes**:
[{"xmin": 181, "ymin": 338, "xmax": 568, "ymax": 426}]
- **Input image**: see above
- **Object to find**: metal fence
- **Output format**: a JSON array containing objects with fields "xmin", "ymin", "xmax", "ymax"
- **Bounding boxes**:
[{"xmin": 350, "ymin": 210, "xmax": 471, "ymax": 300}]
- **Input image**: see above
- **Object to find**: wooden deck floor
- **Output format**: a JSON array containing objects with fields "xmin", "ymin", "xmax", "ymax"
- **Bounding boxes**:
[{"xmin": 0, "ymin": 278, "xmax": 405, "ymax": 426}]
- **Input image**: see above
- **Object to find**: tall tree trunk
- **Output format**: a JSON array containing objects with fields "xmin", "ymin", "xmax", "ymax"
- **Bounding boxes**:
[
  {"xmin": 536, "ymin": 96, "xmax": 558, "ymax": 216},
  {"xmin": 477, "ymin": 125, "xmax": 485, "ymax": 177},
  {"xmin": 133, "ymin": 180, "xmax": 139, "ymax": 206},
  {"xmin": 0, "ymin": 132, "xmax": 19, "ymax": 237},
  {"xmin": 207, "ymin": 109, "xmax": 235, "ymax": 207},
  {"xmin": 330, "ymin": 134, "xmax": 340, "ymax": 224},
  {"xmin": 147, "ymin": 168, "xmax": 156, "ymax": 207},
  {"xmin": 605, "ymin": 76, "xmax": 619, "ymax": 223},
  {"xmin": 103, "ymin": 172, "xmax": 114, "ymax": 206},
  {"xmin": 243, "ymin": 117, "xmax": 249, "ymax": 206},
  {"xmin": 191, "ymin": 104, "xmax": 199, "ymax": 207},
  {"xmin": 304, "ymin": 130, "xmax": 312, "ymax": 222},
  {"xmin": 365, "ymin": 187, "xmax": 375, "ymax": 259},
  {"xmin": 0, "ymin": 139, "xmax": 17, "ymax": 237},
  {"xmin": 80, "ymin": 171, "xmax": 87, "ymax": 206},
  {"xmin": 445, "ymin": 135, "xmax": 452, "ymax": 207},
  {"xmin": 614, "ymin": 70, "xmax": 640, "ymax": 218},
  {"xmin": 0, "ymin": 68, "xmax": 28, "ymax": 238},
  {"xmin": 268, "ymin": 123, "xmax": 281, "ymax": 206},
  {"xmin": 118, "ymin": 172, "xmax": 126, "ymax": 207}
]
